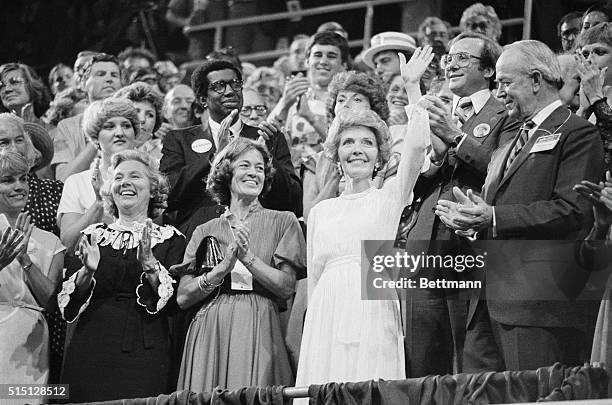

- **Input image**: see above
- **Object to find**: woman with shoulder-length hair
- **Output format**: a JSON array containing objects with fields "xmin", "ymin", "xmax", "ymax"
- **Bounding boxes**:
[
  {"xmin": 176, "ymin": 137, "xmax": 306, "ymax": 393},
  {"xmin": 58, "ymin": 149, "xmax": 185, "ymax": 402},
  {"xmin": 57, "ymin": 97, "xmax": 141, "ymax": 251},
  {"xmin": 0, "ymin": 151, "xmax": 64, "ymax": 403},
  {"xmin": 0, "ymin": 63, "xmax": 51, "ymax": 122}
]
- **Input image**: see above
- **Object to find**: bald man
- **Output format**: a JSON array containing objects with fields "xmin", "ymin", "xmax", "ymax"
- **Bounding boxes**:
[{"xmin": 163, "ymin": 84, "xmax": 196, "ymax": 129}]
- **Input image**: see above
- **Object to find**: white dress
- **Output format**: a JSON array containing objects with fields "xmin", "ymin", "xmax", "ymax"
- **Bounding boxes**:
[
  {"xmin": 296, "ymin": 106, "xmax": 429, "ymax": 385},
  {"xmin": 0, "ymin": 227, "xmax": 64, "ymax": 404}
]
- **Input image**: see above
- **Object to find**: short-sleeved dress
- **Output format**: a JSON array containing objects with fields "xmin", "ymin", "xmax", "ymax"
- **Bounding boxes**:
[
  {"xmin": 177, "ymin": 205, "xmax": 306, "ymax": 393},
  {"xmin": 58, "ymin": 222, "xmax": 186, "ymax": 402},
  {"xmin": 0, "ymin": 226, "xmax": 64, "ymax": 404}
]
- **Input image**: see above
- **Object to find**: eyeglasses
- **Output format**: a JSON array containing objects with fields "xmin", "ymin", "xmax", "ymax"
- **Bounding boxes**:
[
  {"xmin": 468, "ymin": 21, "xmax": 489, "ymax": 31},
  {"xmin": 0, "ymin": 77, "xmax": 25, "ymax": 91},
  {"xmin": 440, "ymin": 52, "xmax": 482, "ymax": 69},
  {"xmin": 240, "ymin": 105, "xmax": 268, "ymax": 116},
  {"xmin": 208, "ymin": 79, "xmax": 243, "ymax": 94}
]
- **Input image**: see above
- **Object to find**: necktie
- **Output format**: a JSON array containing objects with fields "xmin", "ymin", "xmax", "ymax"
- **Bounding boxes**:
[
  {"xmin": 454, "ymin": 97, "xmax": 473, "ymax": 127},
  {"xmin": 504, "ymin": 120, "xmax": 536, "ymax": 176}
]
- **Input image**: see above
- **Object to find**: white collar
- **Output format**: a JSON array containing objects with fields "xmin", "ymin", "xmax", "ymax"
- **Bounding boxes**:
[
  {"xmin": 452, "ymin": 88, "xmax": 491, "ymax": 115},
  {"xmin": 528, "ymin": 99, "xmax": 563, "ymax": 128},
  {"xmin": 208, "ymin": 116, "xmax": 243, "ymax": 149}
]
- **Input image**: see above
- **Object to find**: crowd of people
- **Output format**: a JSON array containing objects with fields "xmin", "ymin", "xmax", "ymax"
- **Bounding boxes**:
[{"xmin": 2, "ymin": 2, "xmax": 612, "ymax": 403}]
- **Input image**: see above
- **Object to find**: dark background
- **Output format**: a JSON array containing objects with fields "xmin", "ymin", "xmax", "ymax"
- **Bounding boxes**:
[{"xmin": 0, "ymin": 0, "xmax": 606, "ymax": 77}]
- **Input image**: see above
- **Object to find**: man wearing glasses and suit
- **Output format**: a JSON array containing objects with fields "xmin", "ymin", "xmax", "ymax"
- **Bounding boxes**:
[
  {"xmin": 160, "ymin": 59, "xmax": 302, "ymax": 237},
  {"xmin": 404, "ymin": 32, "xmax": 519, "ymax": 377}
]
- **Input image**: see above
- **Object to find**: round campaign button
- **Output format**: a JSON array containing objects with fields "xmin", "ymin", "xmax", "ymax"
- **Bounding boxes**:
[
  {"xmin": 191, "ymin": 139, "xmax": 212, "ymax": 154},
  {"xmin": 473, "ymin": 123, "xmax": 491, "ymax": 138}
]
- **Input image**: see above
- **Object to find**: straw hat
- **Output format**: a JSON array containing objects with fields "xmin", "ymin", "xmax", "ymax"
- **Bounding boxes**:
[
  {"xmin": 23, "ymin": 122, "xmax": 54, "ymax": 171},
  {"xmin": 362, "ymin": 32, "xmax": 417, "ymax": 68}
]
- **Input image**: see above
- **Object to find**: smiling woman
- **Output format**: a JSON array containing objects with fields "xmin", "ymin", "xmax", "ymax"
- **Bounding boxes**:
[
  {"xmin": 58, "ymin": 149, "xmax": 185, "ymax": 402},
  {"xmin": 176, "ymin": 137, "xmax": 306, "ymax": 393},
  {"xmin": 0, "ymin": 63, "xmax": 51, "ymax": 122},
  {"xmin": 57, "ymin": 98, "xmax": 141, "ymax": 251}
]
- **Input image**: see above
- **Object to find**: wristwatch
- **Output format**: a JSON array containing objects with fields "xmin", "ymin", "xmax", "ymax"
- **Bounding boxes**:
[
  {"xmin": 451, "ymin": 132, "xmax": 467, "ymax": 147},
  {"xmin": 429, "ymin": 153, "xmax": 446, "ymax": 167}
]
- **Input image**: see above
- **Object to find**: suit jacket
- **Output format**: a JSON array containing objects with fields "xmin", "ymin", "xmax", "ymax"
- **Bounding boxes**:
[
  {"xmin": 409, "ymin": 94, "xmax": 519, "ymax": 241},
  {"xmin": 474, "ymin": 105, "xmax": 604, "ymax": 329},
  {"xmin": 159, "ymin": 123, "xmax": 302, "ymax": 234}
]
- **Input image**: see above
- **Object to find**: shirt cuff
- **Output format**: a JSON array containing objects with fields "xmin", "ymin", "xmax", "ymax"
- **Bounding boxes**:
[{"xmin": 491, "ymin": 205, "xmax": 497, "ymax": 239}]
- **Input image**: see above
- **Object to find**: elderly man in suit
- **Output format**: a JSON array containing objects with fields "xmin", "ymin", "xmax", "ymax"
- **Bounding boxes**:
[
  {"xmin": 436, "ymin": 40, "xmax": 604, "ymax": 371},
  {"xmin": 403, "ymin": 32, "xmax": 519, "ymax": 377},
  {"xmin": 160, "ymin": 59, "xmax": 302, "ymax": 237}
]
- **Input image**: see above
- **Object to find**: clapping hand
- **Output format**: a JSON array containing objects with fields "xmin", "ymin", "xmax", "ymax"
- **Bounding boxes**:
[
  {"xmin": 0, "ymin": 227, "xmax": 24, "ymax": 271},
  {"xmin": 218, "ymin": 109, "xmax": 239, "ymax": 149},
  {"xmin": 138, "ymin": 219, "xmax": 157, "ymax": 272},
  {"xmin": 574, "ymin": 171, "xmax": 612, "ymax": 228},
  {"xmin": 421, "ymin": 95, "xmax": 462, "ymax": 145},
  {"xmin": 257, "ymin": 120, "xmax": 281, "ymax": 142},
  {"xmin": 575, "ymin": 51, "xmax": 607, "ymax": 106},
  {"xmin": 78, "ymin": 232, "xmax": 100, "ymax": 274},
  {"xmin": 233, "ymin": 223, "xmax": 251, "ymax": 259},
  {"xmin": 91, "ymin": 158, "xmax": 103, "ymax": 202},
  {"xmin": 436, "ymin": 187, "xmax": 492, "ymax": 232},
  {"xmin": 15, "ymin": 212, "xmax": 34, "ymax": 267},
  {"xmin": 281, "ymin": 73, "xmax": 309, "ymax": 110},
  {"xmin": 399, "ymin": 46, "xmax": 435, "ymax": 86}
]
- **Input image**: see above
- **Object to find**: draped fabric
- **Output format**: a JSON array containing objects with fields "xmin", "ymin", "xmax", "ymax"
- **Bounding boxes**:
[{"xmin": 308, "ymin": 363, "xmax": 607, "ymax": 405}]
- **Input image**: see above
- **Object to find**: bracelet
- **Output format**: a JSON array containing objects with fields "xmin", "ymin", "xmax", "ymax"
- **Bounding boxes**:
[
  {"xmin": 22, "ymin": 262, "xmax": 33, "ymax": 272},
  {"xmin": 143, "ymin": 261, "xmax": 160, "ymax": 274},
  {"xmin": 198, "ymin": 273, "xmax": 223, "ymax": 291},
  {"xmin": 243, "ymin": 252, "xmax": 256, "ymax": 268}
]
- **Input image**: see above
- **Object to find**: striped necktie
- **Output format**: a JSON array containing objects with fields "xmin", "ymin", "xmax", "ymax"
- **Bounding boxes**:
[
  {"xmin": 504, "ymin": 120, "xmax": 536, "ymax": 176},
  {"xmin": 454, "ymin": 97, "xmax": 473, "ymax": 127}
]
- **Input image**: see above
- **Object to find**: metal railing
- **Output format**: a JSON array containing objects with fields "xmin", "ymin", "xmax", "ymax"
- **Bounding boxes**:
[{"xmin": 183, "ymin": 0, "xmax": 533, "ymax": 65}]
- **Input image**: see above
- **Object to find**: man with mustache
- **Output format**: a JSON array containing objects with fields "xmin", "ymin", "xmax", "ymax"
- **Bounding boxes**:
[
  {"xmin": 404, "ymin": 32, "xmax": 519, "ymax": 377},
  {"xmin": 51, "ymin": 53, "xmax": 121, "ymax": 181},
  {"xmin": 160, "ymin": 59, "xmax": 302, "ymax": 236}
]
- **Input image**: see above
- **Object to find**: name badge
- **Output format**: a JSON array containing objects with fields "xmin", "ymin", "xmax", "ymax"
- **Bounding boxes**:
[
  {"xmin": 529, "ymin": 133, "xmax": 561, "ymax": 153},
  {"xmin": 191, "ymin": 139, "xmax": 212, "ymax": 154},
  {"xmin": 231, "ymin": 260, "xmax": 253, "ymax": 291}
]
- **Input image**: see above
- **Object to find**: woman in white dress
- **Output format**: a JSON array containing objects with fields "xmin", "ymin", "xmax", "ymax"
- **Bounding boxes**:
[
  {"xmin": 296, "ymin": 48, "xmax": 432, "ymax": 384},
  {"xmin": 0, "ymin": 151, "xmax": 64, "ymax": 403}
]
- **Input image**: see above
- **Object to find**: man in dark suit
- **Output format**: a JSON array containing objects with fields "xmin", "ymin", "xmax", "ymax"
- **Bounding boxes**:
[
  {"xmin": 436, "ymin": 40, "xmax": 604, "ymax": 371},
  {"xmin": 403, "ymin": 32, "xmax": 519, "ymax": 377},
  {"xmin": 160, "ymin": 59, "xmax": 302, "ymax": 236}
]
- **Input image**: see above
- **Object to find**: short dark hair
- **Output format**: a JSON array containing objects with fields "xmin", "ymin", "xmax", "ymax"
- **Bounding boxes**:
[
  {"xmin": 114, "ymin": 81, "xmax": 164, "ymax": 132},
  {"xmin": 307, "ymin": 31, "xmax": 350, "ymax": 66},
  {"xmin": 450, "ymin": 32, "xmax": 502, "ymax": 89},
  {"xmin": 191, "ymin": 59, "xmax": 243, "ymax": 100},
  {"xmin": 207, "ymin": 138, "xmax": 275, "ymax": 206},
  {"xmin": 118, "ymin": 47, "xmax": 156, "ymax": 67},
  {"xmin": 81, "ymin": 53, "xmax": 120, "ymax": 83},
  {"xmin": 326, "ymin": 71, "xmax": 389, "ymax": 123},
  {"xmin": 206, "ymin": 46, "xmax": 242, "ymax": 68},
  {"xmin": 557, "ymin": 11, "xmax": 584, "ymax": 37},
  {"xmin": 0, "ymin": 63, "xmax": 51, "ymax": 118}
]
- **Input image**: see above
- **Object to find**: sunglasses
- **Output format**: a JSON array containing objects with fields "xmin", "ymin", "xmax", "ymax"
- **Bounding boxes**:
[{"xmin": 208, "ymin": 78, "xmax": 243, "ymax": 94}]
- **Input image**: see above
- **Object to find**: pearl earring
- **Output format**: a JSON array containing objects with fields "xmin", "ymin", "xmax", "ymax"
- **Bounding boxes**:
[{"xmin": 336, "ymin": 162, "xmax": 343, "ymax": 176}]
